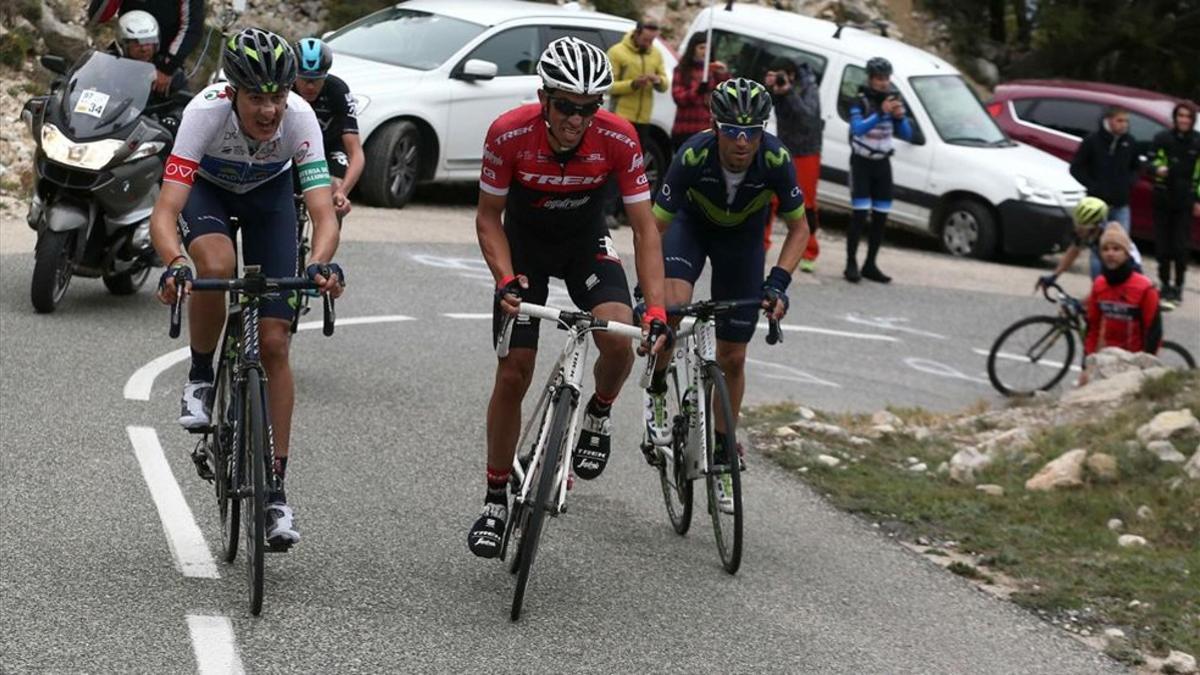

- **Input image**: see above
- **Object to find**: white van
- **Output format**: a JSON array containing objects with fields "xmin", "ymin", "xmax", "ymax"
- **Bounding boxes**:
[{"xmin": 682, "ymin": 5, "xmax": 1086, "ymax": 259}]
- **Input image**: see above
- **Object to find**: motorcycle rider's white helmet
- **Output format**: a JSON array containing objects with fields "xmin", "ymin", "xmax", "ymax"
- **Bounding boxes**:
[{"xmin": 118, "ymin": 11, "xmax": 159, "ymax": 46}]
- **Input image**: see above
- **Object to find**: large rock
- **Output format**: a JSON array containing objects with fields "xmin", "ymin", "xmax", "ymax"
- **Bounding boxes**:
[
  {"xmin": 1084, "ymin": 452, "xmax": 1119, "ymax": 482},
  {"xmin": 1146, "ymin": 440, "xmax": 1187, "ymax": 463},
  {"xmin": 949, "ymin": 446, "xmax": 990, "ymax": 484},
  {"xmin": 1137, "ymin": 409, "xmax": 1200, "ymax": 444},
  {"xmin": 1061, "ymin": 368, "xmax": 1168, "ymax": 405},
  {"xmin": 1085, "ymin": 347, "xmax": 1163, "ymax": 380},
  {"xmin": 1025, "ymin": 449, "xmax": 1087, "ymax": 491},
  {"xmin": 38, "ymin": 10, "xmax": 89, "ymax": 61},
  {"xmin": 978, "ymin": 427, "xmax": 1034, "ymax": 458},
  {"xmin": 1163, "ymin": 650, "xmax": 1197, "ymax": 674},
  {"xmin": 1185, "ymin": 444, "xmax": 1200, "ymax": 480}
]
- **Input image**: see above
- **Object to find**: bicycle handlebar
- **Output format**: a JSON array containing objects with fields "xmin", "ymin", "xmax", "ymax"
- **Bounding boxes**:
[
  {"xmin": 667, "ymin": 297, "xmax": 782, "ymax": 346},
  {"xmin": 168, "ymin": 275, "xmax": 337, "ymax": 338}
]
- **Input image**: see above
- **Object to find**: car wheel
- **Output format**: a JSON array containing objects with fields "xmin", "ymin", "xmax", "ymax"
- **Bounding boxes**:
[
  {"xmin": 361, "ymin": 120, "xmax": 421, "ymax": 208},
  {"xmin": 940, "ymin": 199, "xmax": 998, "ymax": 259}
]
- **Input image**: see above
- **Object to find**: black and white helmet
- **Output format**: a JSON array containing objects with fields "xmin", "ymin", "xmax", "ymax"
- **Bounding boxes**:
[{"xmin": 536, "ymin": 37, "xmax": 612, "ymax": 95}]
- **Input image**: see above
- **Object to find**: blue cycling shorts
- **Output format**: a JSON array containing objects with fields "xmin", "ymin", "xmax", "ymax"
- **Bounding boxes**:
[
  {"xmin": 662, "ymin": 209, "xmax": 765, "ymax": 343},
  {"xmin": 178, "ymin": 171, "xmax": 298, "ymax": 320}
]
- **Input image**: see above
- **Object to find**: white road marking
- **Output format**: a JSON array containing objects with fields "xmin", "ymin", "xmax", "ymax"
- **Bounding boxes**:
[
  {"xmin": 410, "ymin": 253, "xmax": 490, "ymax": 272},
  {"xmin": 904, "ymin": 357, "xmax": 990, "ymax": 385},
  {"xmin": 746, "ymin": 357, "xmax": 841, "ymax": 388},
  {"xmin": 186, "ymin": 614, "xmax": 245, "ymax": 675},
  {"xmin": 756, "ymin": 322, "xmax": 899, "ymax": 342},
  {"xmin": 844, "ymin": 313, "xmax": 947, "ymax": 340},
  {"xmin": 127, "ymin": 426, "xmax": 218, "ymax": 579},
  {"xmin": 972, "ymin": 347, "xmax": 1081, "ymax": 372},
  {"xmin": 445, "ymin": 313, "xmax": 492, "ymax": 319},
  {"xmin": 124, "ymin": 315, "xmax": 416, "ymax": 401}
]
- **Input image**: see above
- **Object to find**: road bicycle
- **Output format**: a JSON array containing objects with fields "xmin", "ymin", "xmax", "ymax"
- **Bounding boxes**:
[
  {"xmin": 640, "ymin": 299, "xmax": 780, "ymax": 575},
  {"xmin": 987, "ymin": 281, "xmax": 1194, "ymax": 396},
  {"xmin": 494, "ymin": 302, "xmax": 647, "ymax": 621},
  {"xmin": 168, "ymin": 264, "xmax": 335, "ymax": 615}
]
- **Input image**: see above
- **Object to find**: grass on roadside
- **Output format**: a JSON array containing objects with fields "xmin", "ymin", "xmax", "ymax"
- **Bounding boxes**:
[{"xmin": 746, "ymin": 374, "xmax": 1200, "ymax": 661}]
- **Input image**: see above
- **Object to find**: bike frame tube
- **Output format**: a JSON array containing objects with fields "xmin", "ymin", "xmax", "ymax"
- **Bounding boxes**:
[{"xmin": 677, "ymin": 318, "xmax": 717, "ymax": 481}]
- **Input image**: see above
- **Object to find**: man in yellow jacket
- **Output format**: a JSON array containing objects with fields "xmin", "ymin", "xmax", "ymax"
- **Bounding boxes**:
[{"xmin": 607, "ymin": 17, "xmax": 668, "ymax": 126}]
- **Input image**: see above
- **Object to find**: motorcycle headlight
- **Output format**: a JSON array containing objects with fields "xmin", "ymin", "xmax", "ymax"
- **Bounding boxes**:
[
  {"xmin": 41, "ymin": 124, "xmax": 124, "ymax": 171},
  {"xmin": 127, "ymin": 141, "xmax": 165, "ymax": 162},
  {"xmin": 1015, "ymin": 175, "xmax": 1058, "ymax": 207}
]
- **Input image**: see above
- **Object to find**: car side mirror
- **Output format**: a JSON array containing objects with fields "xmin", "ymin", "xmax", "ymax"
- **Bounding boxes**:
[
  {"xmin": 457, "ymin": 59, "xmax": 498, "ymax": 82},
  {"xmin": 40, "ymin": 55, "xmax": 68, "ymax": 75}
]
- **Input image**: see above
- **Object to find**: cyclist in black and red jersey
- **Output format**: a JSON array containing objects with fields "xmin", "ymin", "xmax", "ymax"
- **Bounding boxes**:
[{"xmin": 468, "ymin": 37, "xmax": 671, "ymax": 558}]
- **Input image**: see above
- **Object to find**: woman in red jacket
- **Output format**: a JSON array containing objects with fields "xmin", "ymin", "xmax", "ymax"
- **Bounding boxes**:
[
  {"xmin": 1083, "ymin": 223, "xmax": 1163, "ymax": 362},
  {"xmin": 669, "ymin": 34, "xmax": 729, "ymax": 151}
]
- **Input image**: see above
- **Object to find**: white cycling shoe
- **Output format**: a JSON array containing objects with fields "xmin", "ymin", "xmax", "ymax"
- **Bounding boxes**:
[
  {"xmin": 178, "ymin": 381, "xmax": 214, "ymax": 430},
  {"xmin": 266, "ymin": 502, "xmax": 300, "ymax": 546}
]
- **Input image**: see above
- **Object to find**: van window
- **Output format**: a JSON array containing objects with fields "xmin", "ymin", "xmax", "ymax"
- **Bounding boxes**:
[
  {"xmin": 910, "ymin": 75, "xmax": 1007, "ymax": 146},
  {"xmin": 463, "ymin": 26, "xmax": 540, "ymax": 76},
  {"xmin": 708, "ymin": 29, "xmax": 826, "ymax": 83},
  {"xmin": 1022, "ymin": 99, "xmax": 1103, "ymax": 138}
]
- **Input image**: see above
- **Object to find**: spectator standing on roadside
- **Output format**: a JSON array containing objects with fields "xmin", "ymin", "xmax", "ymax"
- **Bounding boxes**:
[
  {"xmin": 845, "ymin": 57, "xmax": 911, "ymax": 284},
  {"xmin": 669, "ymin": 33, "xmax": 729, "ymax": 152},
  {"xmin": 89, "ymin": 0, "xmax": 205, "ymax": 95},
  {"xmin": 1148, "ymin": 103, "xmax": 1200, "ymax": 305},
  {"xmin": 1069, "ymin": 106, "xmax": 1139, "ymax": 231},
  {"xmin": 765, "ymin": 58, "xmax": 822, "ymax": 270}
]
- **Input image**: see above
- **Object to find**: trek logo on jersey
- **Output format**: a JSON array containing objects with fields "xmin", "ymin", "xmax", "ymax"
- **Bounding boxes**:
[
  {"xmin": 494, "ymin": 124, "xmax": 535, "ymax": 145},
  {"xmin": 162, "ymin": 155, "xmax": 199, "ymax": 185},
  {"xmin": 595, "ymin": 127, "xmax": 635, "ymax": 147},
  {"xmin": 518, "ymin": 172, "xmax": 605, "ymax": 186},
  {"xmin": 534, "ymin": 195, "xmax": 590, "ymax": 210}
]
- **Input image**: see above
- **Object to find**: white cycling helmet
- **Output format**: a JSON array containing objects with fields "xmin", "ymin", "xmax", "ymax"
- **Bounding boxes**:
[
  {"xmin": 118, "ymin": 10, "xmax": 159, "ymax": 45},
  {"xmin": 536, "ymin": 37, "xmax": 612, "ymax": 95}
]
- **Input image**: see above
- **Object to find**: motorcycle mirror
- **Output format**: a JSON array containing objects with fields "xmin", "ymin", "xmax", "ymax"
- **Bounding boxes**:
[{"xmin": 40, "ymin": 55, "xmax": 68, "ymax": 75}]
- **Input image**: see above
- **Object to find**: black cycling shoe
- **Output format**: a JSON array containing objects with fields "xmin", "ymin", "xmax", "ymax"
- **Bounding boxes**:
[
  {"xmin": 573, "ymin": 409, "xmax": 612, "ymax": 480},
  {"xmin": 860, "ymin": 265, "xmax": 892, "ymax": 284},
  {"xmin": 467, "ymin": 501, "xmax": 508, "ymax": 559}
]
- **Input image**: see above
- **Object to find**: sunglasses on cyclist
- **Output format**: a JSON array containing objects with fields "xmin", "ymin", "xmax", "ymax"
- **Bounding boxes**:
[
  {"xmin": 716, "ymin": 123, "xmax": 765, "ymax": 141},
  {"xmin": 549, "ymin": 96, "xmax": 603, "ymax": 118}
]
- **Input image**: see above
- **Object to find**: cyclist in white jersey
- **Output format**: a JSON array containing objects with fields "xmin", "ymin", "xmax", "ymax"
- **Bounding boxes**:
[{"xmin": 150, "ymin": 28, "xmax": 345, "ymax": 547}]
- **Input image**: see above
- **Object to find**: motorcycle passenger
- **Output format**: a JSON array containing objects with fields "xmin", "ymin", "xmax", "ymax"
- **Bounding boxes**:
[{"xmin": 106, "ymin": 10, "xmax": 186, "ymax": 133}]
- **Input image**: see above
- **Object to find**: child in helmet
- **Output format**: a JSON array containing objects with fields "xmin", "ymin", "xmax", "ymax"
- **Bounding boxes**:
[
  {"xmin": 1036, "ymin": 196, "xmax": 1143, "ymax": 290},
  {"xmin": 1078, "ymin": 223, "xmax": 1162, "ymax": 385}
]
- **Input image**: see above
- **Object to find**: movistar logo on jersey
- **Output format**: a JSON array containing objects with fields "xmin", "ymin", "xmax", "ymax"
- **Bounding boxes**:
[
  {"xmin": 765, "ymin": 147, "xmax": 790, "ymax": 168},
  {"xmin": 682, "ymin": 147, "xmax": 709, "ymax": 166}
]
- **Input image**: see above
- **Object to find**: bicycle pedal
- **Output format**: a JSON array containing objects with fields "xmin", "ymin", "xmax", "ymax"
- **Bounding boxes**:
[
  {"xmin": 190, "ymin": 448, "xmax": 214, "ymax": 482},
  {"xmin": 640, "ymin": 443, "xmax": 664, "ymax": 468}
]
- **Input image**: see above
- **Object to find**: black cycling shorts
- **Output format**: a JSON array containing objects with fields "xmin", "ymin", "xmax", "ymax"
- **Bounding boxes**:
[
  {"xmin": 850, "ymin": 153, "xmax": 893, "ymax": 212},
  {"xmin": 179, "ymin": 171, "xmax": 298, "ymax": 321},
  {"xmin": 663, "ymin": 209, "xmax": 765, "ymax": 343},
  {"xmin": 491, "ymin": 224, "xmax": 631, "ymax": 351}
]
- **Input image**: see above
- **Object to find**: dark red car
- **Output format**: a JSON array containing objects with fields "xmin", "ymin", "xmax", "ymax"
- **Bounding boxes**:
[{"xmin": 988, "ymin": 79, "xmax": 1199, "ymax": 251}]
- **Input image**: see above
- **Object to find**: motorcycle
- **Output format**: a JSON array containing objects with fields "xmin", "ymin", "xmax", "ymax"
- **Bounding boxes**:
[{"xmin": 21, "ymin": 50, "xmax": 183, "ymax": 313}]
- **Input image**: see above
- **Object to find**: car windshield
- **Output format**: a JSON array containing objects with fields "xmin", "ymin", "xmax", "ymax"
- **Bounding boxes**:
[
  {"xmin": 326, "ymin": 8, "xmax": 485, "ymax": 71},
  {"xmin": 910, "ymin": 75, "xmax": 1011, "ymax": 146}
]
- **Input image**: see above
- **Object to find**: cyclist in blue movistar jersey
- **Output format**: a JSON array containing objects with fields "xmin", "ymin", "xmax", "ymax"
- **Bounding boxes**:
[
  {"xmin": 646, "ymin": 78, "xmax": 810, "ymax": 506},
  {"xmin": 150, "ymin": 28, "xmax": 346, "ymax": 547}
]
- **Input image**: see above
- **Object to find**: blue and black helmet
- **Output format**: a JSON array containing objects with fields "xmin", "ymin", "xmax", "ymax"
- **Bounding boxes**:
[{"xmin": 295, "ymin": 37, "xmax": 332, "ymax": 78}]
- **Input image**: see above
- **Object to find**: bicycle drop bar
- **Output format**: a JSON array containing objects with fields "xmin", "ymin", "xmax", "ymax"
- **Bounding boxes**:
[
  {"xmin": 667, "ymin": 298, "xmax": 782, "ymax": 345},
  {"xmin": 168, "ymin": 276, "xmax": 336, "ymax": 338},
  {"xmin": 494, "ymin": 302, "xmax": 646, "ymax": 359}
]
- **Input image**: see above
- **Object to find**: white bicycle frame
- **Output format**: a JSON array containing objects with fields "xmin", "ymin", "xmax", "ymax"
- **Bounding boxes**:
[
  {"xmin": 497, "ymin": 303, "xmax": 646, "ymax": 515},
  {"xmin": 662, "ymin": 316, "xmax": 719, "ymax": 481}
]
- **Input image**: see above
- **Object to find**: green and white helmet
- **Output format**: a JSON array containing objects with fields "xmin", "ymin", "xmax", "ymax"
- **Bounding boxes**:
[{"xmin": 710, "ymin": 77, "xmax": 772, "ymax": 126}]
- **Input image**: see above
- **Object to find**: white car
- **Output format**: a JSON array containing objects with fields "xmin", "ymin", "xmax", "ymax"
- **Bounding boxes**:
[
  {"xmin": 325, "ymin": 0, "xmax": 679, "ymax": 208},
  {"xmin": 682, "ymin": 5, "xmax": 1086, "ymax": 259}
]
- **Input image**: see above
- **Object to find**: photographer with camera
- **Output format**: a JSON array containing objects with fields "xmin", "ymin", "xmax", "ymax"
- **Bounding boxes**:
[
  {"xmin": 764, "ymin": 59, "xmax": 822, "ymax": 269},
  {"xmin": 845, "ymin": 57, "xmax": 912, "ymax": 284}
]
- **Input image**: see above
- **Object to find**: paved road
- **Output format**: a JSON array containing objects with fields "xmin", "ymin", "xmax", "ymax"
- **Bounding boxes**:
[{"xmin": 4, "ymin": 204, "xmax": 1195, "ymax": 673}]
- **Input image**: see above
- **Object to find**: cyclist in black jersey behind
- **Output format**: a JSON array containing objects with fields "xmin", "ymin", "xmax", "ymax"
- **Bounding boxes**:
[{"xmin": 292, "ymin": 38, "xmax": 363, "ymax": 219}]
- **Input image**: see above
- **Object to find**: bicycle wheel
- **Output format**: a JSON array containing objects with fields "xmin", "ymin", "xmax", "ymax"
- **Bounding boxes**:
[
  {"xmin": 987, "ymin": 316, "xmax": 1075, "ymax": 396},
  {"xmin": 215, "ymin": 353, "xmax": 239, "ymax": 563},
  {"xmin": 657, "ymin": 367, "xmax": 693, "ymax": 535},
  {"xmin": 242, "ymin": 368, "xmax": 268, "ymax": 616},
  {"xmin": 704, "ymin": 364, "xmax": 742, "ymax": 575},
  {"xmin": 1160, "ymin": 341, "xmax": 1197, "ymax": 370},
  {"xmin": 511, "ymin": 390, "xmax": 573, "ymax": 622}
]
